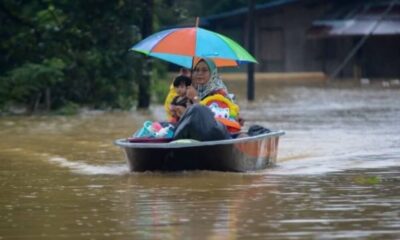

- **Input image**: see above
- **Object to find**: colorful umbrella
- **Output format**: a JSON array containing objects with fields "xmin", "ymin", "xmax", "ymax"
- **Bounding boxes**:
[{"xmin": 131, "ymin": 27, "xmax": 257, "ymax": 68}]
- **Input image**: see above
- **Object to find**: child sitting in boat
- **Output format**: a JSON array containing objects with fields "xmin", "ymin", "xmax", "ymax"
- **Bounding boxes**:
[
  {"xmin": 164, "ymin": 68, "xmax": 191, "ymax": 119},
  {"xmin": 169, "ymin": 75, "xmax": 193, "ymax": 123}
]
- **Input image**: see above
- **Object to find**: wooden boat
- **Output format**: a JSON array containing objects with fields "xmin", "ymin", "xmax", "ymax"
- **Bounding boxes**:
[{"xmin": 115, "ymin": 130, "xmax": 284, "ymax": 172}]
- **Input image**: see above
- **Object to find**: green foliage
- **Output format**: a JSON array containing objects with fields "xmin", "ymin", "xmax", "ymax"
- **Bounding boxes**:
[
  {"xmin": 54, "ymin": 101, "xmax": 80, "ymax": 115},
  {"xmin": 152, "ymin": 80, "xmax": 171, "ymax": 104},
  {"xmin": 0, "ymin": 0, "xmax": 145, "ymax": 112},
  {"xmin": 0, "ymin": 58, "xmax": 65, "ymax": 108},
  {"xmin": 0, "ymin": 0, "xmax": 268, "ymax": 113},
  {"xmin": 151, "ymin": 61, "xmax": 170, "ymax": 104},
  {"xmin": 354, "ymin": 176, "xmax": 381, "ymax": 185},
  {"xmin": 116, "ymin": 95, "xmax": 136, "ymax": 110}
]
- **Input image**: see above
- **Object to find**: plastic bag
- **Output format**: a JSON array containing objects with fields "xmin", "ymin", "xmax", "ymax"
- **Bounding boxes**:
[
  {"xmin": 133, "ymin": 121, "xmax": 174, "ymax": 139},
  {"xmin": 247, "ymin": 125, "xmax": 271, "ymax": 136},
  {"xmin": 173, "ymin": 104, "xmax": 231, "ymax": 141}
]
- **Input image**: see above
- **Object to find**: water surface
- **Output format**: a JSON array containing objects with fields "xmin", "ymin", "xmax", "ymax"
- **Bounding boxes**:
[{"xmin": 1, "ymin": 81, "xmax": 399, "ymax": 239}]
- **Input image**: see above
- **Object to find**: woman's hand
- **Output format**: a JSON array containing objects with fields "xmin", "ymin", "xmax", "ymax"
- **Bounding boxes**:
[
  {"xmin": 174, "ymin": 105, "xmax": 186, "ymax": 117},
  {"xmin": 170, "ymin": 105, "xmax": 185, "ymax": 117},
  {"xmin": 170, "ymin": 105, "xmax": 178, "ymax": 118},
  {"xmin": 186, "ymin": 86, "xmax": 199, "ymax": 103}
]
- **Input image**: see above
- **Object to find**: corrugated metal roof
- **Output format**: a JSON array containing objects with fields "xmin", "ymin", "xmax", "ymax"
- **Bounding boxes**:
[
  {"xmin": 308, "ymin": 0, "xmax": 400, "ymax": 37},
  {"xmin": 310, "ymin": 19, "xmax": 400, "ymax": 36}
]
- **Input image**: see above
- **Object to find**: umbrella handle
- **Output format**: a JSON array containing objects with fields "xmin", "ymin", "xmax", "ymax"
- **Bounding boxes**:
[{"xmin": 192, "ymin": 16, "xmax": 199, "ymax": 70}]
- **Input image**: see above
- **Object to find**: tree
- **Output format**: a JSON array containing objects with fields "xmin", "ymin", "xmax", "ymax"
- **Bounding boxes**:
[
  {"xmin": 137, "ymin": 0, "xmax": 153, "ymax": 109},
  {"xmin": 0, "ymin": 0, "xmax": 266, "ymax": 113},
  {"xmin": 0, "ymin": 0, "xmax": 145, "ymax": 111}
]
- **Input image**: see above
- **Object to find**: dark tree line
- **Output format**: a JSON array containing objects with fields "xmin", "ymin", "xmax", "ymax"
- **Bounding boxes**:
[{"xmin": 0, "ymin": 0, "xmax": 265, "ymax": 113}]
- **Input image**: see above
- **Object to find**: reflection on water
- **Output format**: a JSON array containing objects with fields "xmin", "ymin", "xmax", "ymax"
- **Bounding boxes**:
[{"xmin": 1, "ymin": 82, "xmax": 400, "ymax": 239}]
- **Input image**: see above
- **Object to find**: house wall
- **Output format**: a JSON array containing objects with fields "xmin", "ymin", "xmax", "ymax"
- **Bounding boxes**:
[
  {"xmin": 204, "ymin": 1, "xmax": 400, "ymax": 78},
  {"xmin": 254, "ymin": 2, "xmax": 347, "ymax": 74},
  {"xmin": 256, "ymin": 10, "xmax": 285, "ymax": 71},
  {"xmin": 253, "ymin": 1, "xmax": 400, "ymax": 78},
  {"xmin": 362, "ymin": 36, "xmax": 400, "ymax": 78}
]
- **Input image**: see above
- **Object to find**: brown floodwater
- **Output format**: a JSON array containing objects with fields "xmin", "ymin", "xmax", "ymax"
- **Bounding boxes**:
[{"xmin": 1, "ymin": 81, "xmax": 400, "ymax": 239}]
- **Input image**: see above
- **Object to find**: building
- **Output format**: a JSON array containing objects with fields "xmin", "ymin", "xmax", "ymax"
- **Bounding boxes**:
[{"xmin": 201, "ymin": 0, "xmax": 400, "ymax": 79}]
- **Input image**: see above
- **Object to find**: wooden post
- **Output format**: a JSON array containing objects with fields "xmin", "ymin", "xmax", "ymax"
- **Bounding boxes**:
[
  {"xmin": 247, "ymin": 0, "xmax": 255, "ymax": 101},
  {"xmin": 45, "ymin": 87, "xmax": 51, "ymax": 111},
  {"xmin": 353, "ymin": 37, "xmax": 362, "ymax": 81}
]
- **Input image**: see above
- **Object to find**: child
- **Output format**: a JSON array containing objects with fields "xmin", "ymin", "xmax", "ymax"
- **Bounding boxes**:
[
  {"xmin": 164, "ymin": 68, "xmax": 191, "ymax": 119},
  {"xmin": 170, "ymin": 75, "xmax": 192, "ymax": 123}
]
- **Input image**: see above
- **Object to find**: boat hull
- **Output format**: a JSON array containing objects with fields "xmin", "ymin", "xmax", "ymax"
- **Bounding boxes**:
[{"xmin": 115, "ymin": 131, "xmax": 284, "ymax": 172}]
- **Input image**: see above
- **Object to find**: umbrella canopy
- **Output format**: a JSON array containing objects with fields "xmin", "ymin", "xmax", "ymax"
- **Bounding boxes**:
[{"xmin": 131, "ymin": 27, "xmax": 257, "ymax": 68}]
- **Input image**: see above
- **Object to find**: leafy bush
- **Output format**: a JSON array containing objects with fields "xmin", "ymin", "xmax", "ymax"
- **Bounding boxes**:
[
  {"xmin": 0, "ymin": 0, "xmax": 196, "ymax": 113},
  {"xmin": 151, "ymin": 61, "xmax": 170, "ymax": 104},
  {"xmin": 0, "ymin": 58, "xmax": 65, "ymax": 111},
  {"xmin": 54, "ymin": 101, "xmax": 80, "ymax": 115}
]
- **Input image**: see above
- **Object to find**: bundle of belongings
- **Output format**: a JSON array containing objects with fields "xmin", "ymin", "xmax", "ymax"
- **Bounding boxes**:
[
  {"xmin": 128, "ymin": 121, "xmax": 175, "ymax": 143},
  {"xmin": 200, "ymin": 94, "xmax": 241, "ymax": 134}
]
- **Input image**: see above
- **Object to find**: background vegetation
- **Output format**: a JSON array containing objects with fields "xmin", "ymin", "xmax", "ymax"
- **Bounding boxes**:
[{"xmin": 0, "ymin": 0, "xmax": 265, "ymax": 114}]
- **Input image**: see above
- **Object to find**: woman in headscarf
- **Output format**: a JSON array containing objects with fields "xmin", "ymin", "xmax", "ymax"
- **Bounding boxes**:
[
  {"xmin": 191, "ymin": 58, "xmax": 229, "ymax": 99},
  {"xmin": 172, "ymin": 58, "xmax": 242, "ymax": 141}
]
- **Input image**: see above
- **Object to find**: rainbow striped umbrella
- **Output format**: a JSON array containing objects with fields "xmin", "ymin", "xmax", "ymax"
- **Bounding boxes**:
[{"xmin": 131, "ymin": 27, "xmax": 257, "ymax": 68}]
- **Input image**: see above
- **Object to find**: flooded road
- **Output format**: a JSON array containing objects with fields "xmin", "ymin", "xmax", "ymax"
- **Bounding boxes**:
[{"xmin": 1, "ymin": 81, "xmax": 400, "ymax": 239}]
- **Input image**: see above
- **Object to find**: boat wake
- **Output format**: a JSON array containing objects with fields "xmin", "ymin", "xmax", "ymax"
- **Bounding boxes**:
[
  {"xmin": 268, "ymin": 149, "xmax": 400, "ymax": 175},
  {"xmin": 49, "ymin": 157, "xmax": 128, "ymax": 175}
]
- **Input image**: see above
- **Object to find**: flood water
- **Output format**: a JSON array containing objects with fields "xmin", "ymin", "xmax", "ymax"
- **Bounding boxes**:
[{"xmin": 1, "ymin": 81, "xmax": 400, "ymax": 239}]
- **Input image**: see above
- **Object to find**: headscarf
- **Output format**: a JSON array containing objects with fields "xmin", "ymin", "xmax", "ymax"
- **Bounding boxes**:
[{"xmin": 195, "ymin": 58, "xmax": 229, "ymax": 100}]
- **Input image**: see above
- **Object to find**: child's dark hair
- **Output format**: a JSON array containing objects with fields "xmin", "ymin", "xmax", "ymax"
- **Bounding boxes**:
[{"xmin": 173, "ymin": 75, "xmax": 192, "ymax": 87}]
